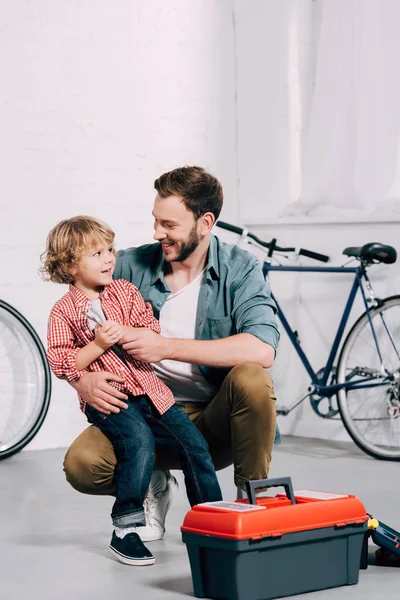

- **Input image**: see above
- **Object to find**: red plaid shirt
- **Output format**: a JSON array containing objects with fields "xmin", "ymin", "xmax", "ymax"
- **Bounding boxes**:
[{"xmin": 47, "ymin": 279, "xmax": 175, "ymax": 415}]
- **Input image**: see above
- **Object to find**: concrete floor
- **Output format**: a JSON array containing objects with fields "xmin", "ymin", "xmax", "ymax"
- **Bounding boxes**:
[{"xmin": 1, "ymin": 436, "xmax": 399, "ymax": 600}]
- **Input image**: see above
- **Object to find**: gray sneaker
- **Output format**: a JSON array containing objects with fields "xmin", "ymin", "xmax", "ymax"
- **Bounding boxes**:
[{"xmin": 136, "ymin": 471, "xmax": 179, "ymax": 542}]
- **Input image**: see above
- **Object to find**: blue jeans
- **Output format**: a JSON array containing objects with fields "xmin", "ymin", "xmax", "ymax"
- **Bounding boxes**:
[{"xmin": 85, "ymin": 395, "xmax": 222, "ymax": 528}]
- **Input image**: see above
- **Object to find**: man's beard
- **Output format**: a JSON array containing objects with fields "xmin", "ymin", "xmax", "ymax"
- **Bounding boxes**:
[{"xmin": 165, "ymin": 223, "xmax": 201, "ymax": 263}]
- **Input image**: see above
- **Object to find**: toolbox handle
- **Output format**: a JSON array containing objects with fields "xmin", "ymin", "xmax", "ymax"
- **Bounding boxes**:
[{"xmin": 245, "ymin": 477, "xmax": 296, "ymax": 506}]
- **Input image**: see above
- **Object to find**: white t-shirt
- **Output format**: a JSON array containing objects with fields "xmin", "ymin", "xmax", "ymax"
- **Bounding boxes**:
[
  {"xmin": 87, "ymin": 298, "xmax": 105, "ymax": 331},
  {"xmin": 153, "ymin": 270, "xmax": 217, "ymax": 403}
]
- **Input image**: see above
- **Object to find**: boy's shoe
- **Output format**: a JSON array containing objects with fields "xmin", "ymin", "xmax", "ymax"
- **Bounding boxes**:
[
  {"xmin": 135, "ymin": 471, "xmax": 179, "ymax": 542},
  {"xmin": 109, "ymin": 531, "xmax": 155, "ymax": 566}
]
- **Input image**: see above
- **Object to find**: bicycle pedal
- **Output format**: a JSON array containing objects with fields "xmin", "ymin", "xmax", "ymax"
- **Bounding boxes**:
[{"xmin": 276, "ymin": 406, "xmax": 290, "ymax": 416}]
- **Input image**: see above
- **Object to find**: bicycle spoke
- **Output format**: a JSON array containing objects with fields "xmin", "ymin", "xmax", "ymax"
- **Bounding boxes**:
[
  {"xmin": 337, "ymin": 297, "xmax": 400, "ymax": 459},
  {"xmin": 0, "ymin": 301, "xmax": 51, "ymax": 458}
]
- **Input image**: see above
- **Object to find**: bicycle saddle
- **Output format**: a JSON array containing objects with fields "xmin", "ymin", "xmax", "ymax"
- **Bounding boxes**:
[{"xmin": 343, "ymin": 242, "xmax": 397, "ymax": 264}]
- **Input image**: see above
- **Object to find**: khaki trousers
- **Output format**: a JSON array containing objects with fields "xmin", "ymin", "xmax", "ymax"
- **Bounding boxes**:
[{"xmin": 63, "ymin": 363, "xmax": 277, "ymax": 494}]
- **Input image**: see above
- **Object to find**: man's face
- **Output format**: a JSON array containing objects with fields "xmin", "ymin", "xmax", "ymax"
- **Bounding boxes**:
[{"xmin": 152, "ymin": 194, "xmax": 201, "ymax": 262}]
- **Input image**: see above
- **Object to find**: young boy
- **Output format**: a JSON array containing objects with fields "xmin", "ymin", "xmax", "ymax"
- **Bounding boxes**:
[{"xmin": 41, "ymin": 216, "xmax": 222, "ymax": 566}]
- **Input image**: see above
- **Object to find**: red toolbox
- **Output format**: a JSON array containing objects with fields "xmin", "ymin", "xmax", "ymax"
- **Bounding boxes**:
[{"xmin": 181, "ymin": 477, "xmax": 369, "ymax": 600}]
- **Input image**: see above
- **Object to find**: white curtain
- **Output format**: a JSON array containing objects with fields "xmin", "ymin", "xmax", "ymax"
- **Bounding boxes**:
[{"xmin": 284, "ymin": 0, "xmax": 400, "ymax": 219}]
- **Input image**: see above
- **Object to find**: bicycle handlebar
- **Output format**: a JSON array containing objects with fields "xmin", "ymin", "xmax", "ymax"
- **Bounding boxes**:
[
  {"xmin": 297, "ymin": 247, "xmax": 330, "ymax": 263},
  {"xmin": 216, "ymin": 221, "xmax": 243, "ymax": 236},
  {"xmin": 216, "ymin": 220, "xmax": 330, "ymax": 263}
]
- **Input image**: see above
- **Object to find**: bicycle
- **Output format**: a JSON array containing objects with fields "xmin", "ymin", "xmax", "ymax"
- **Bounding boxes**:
[
  {"xmin": 0, "ymin": 300, "xmax": 51, "ymax": 459},
  {"xmin": 216, "ymin": 221, "xmax": 400, "ymax": 461}
]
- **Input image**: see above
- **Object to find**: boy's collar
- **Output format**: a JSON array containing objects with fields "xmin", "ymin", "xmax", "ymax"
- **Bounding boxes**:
[{"xmin": 68, "ymin": 283, "xmax": 109, "ymax": 306}]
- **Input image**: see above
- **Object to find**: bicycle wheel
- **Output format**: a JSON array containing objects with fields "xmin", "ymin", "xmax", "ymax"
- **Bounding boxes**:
[
  {"xmin": 0, "ymin": 300, "xmax": 51, "ymax": 459},
  {"xmin": 337, "ymin": 295, "xmax": 400, "ymax": 460}
]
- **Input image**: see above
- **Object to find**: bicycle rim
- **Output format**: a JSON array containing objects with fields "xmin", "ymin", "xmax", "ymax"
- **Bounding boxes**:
[
  {"xmin": 0, "ymin": 300, "xmax": 51, "ymax": 459},
  {"xmin": 337, "ymin": 295, "xmax": 400, "ymax": 460}
]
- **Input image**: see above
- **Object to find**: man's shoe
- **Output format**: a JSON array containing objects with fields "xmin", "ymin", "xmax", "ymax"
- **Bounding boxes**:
[
  {"xmin": 135, "ymin": 471, "xmax": 179, "ymax": 542},
  {"xmin": 109, "ymin": 531, "xmax": 155, "ymax": 566}
]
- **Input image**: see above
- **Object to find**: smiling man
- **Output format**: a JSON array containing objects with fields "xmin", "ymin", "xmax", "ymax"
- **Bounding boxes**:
[{"xmin": 64, "ymin": 166, "xmax": 280, "ymax": 542}]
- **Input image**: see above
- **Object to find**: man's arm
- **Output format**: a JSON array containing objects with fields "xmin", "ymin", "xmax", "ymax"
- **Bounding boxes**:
[
  {"xmin": 121, "ymin": 329, "xmax": 274, "ymax": 368},
  {"xmin": 122, "ymin": 254, "xmax": 278, "ymax": 368},
  {"xmin": 166, "ymin": 333, "xmax": 274, "ymax": 367}
]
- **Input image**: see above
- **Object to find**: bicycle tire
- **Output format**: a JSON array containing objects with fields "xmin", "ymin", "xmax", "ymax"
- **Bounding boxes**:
[
  {"xmin": 337, "ymin": 295, "xmax": 400, "ymax": 460},
  {"xmin": 0, "ymin": 300, "xmax": 51, "ymax": 459}
]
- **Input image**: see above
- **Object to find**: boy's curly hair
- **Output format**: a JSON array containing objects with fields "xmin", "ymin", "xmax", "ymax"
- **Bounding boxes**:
[{"xmin": 40, "ymin": 216, "xmax": 115, "ymax": 284}]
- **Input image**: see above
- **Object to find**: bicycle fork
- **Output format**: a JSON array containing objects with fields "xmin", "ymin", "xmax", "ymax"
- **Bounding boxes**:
[{"xmin": 361, "ymin": 270, "xmax": 400, "ymax": 374}]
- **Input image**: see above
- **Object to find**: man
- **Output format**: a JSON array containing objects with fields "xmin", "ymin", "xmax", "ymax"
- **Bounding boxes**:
[{"xmin": 64, "ymin": 165, "xmax": 280, "ymax": 542}]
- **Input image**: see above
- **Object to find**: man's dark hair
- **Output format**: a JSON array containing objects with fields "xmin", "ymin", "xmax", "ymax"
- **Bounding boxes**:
[{"xmin": 154, "ymin": 166, "xmax": 223, "ymax": 220}]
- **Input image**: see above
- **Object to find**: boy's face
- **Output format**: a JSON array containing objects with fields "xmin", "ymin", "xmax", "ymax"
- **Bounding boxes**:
[
  {"xmin": 72, "ymin": 239, "xmax": 115, "ymax": 291},
  {"xmin": 152, "ymin": 193, "xmax": 201, "ymax": 263}
]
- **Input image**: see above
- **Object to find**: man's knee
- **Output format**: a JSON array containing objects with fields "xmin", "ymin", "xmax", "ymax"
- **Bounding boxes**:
[
  {"xmin": 226, "ymin": 364, "xmax": 276, "ymax": 407},
  {"xmin": 63, "ymin": 425, "xmax": 116, "ymax": 496}
]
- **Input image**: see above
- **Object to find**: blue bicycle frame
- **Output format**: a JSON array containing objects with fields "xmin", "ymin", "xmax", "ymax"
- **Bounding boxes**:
[{"xmin": 263, "ymin": 262, "xmax": 389, "ymax": 398}]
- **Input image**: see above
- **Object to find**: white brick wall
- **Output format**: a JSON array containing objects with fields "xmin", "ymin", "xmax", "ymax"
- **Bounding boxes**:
[
  {"xmin": 0, "ymin": 0, "xmax": 237, "ymax": 450},
  {"xmin": 3, "ymin": 0, "xmax": 399, "ymax": 455}
]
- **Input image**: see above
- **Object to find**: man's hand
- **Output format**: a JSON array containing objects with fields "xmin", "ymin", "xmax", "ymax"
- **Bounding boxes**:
[
  {"xmin": 74, "ymin": 372, "xmax": 129, "ymax": 414},
  {"xmin": 94, "ymin": 320, "xmax": 124, "ymax": 350},
  {"xmin": 121, "ymin": 328, "xmax": 170, "ymax": 362}
]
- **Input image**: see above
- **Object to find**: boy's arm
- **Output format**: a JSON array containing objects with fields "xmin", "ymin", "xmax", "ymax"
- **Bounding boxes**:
[
  {"xmin": 47, "ymin": 313, "xmax": 86, "ymax": 381},
  {"xmin": 75, "ymin": 341, "xmax": 105, "ymax": 371},
  {"xmin": 121, "ymin": 282, "xmax": 160, "ymax": 339},
  {"xmin": 76, "ymin": 320, "xmax": 126, "ymax": 369}
]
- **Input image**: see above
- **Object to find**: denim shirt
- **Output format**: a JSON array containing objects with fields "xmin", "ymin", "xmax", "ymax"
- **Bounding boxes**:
[{"xmin": 114, "ymin": 234, "xmax": 281, "ymax": 444}]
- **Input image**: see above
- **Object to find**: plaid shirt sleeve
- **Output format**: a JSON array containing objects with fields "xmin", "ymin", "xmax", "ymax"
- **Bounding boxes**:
[
  {"xmin": 47, "ymin": 311, "xmax": 86, "ymax": 382},
  {"xmin": 123, "ymin": 281, "xmax": 161, "ymax": 333}
]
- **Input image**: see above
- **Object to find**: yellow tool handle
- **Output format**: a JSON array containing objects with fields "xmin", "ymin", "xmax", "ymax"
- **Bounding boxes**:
[{"xmin": 368, "ymin": 518, "xmax": 379, "ymax": 529}]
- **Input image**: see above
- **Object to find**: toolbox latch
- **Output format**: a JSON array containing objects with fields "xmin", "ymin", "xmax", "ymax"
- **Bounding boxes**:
[
  {"xmin": 335, "ymin": 519, "xmax": 366, "ymax": 530},
  {"xmin": 250, "ymin": 532, "xmax": 283, "ymax": 543}
]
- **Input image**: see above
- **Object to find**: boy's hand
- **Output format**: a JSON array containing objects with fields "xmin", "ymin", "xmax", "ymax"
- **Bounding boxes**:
[{"xmin": 94, "ymin": 320, "xmax": 124, "ymax": 350}]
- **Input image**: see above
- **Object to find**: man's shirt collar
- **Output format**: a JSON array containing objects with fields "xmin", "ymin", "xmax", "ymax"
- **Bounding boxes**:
[
  {"xmin": 150, "ymin": 244, "xmax": 166, "ymax": 286},
  {"xmin": 206, "ymin": 233, "xmax": 220, "ymax": 279}
]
